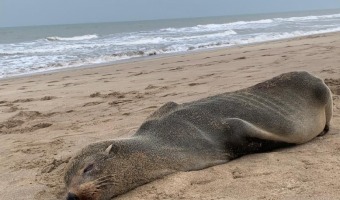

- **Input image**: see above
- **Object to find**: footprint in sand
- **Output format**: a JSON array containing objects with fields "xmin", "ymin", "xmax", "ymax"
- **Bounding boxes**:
[
  {"xmin": 41, "ymin": 157, "xmax": 71, "ymax": 173},
  {"xmin": 128, "ymin": 71, "xmax": 150, "ymax": 77},
  {"xmin": 97, "ymin": 77, "xmax": 111, "ymax": 82},
  {"xmin": 198, "ymin": 73, "xmax": 216, "ymax": 79},
  {"xmin": 47, "ymin": 80, "xmax": 59, "ymax": 84},
  {"xmin": 104, "ymin": 92, "xmax": 126, "ymax": 99},
  {"xmin": 231, "ymin": 167, "xmax": 245, "ymax": 179},
  {"xmin": 0, "ymin": 111, "xmax": 55, "ymax": 134},
  {"xmin": 145, "ymin": 85, "xmax": 158, "ymax": 90},
  {"xmin": 13, "ymin": 139, "xmax": 66, "ymax": 172},
  {"xmin": 18, "ymin": 86, "xmax": 27, "ymax": 90},
  {"xmin": 144, "ymin": 85, "xmax": 170, "ymax": 96},
  {"xmin": 13, "ymin": 111, "xmax": 43, "ymax": 120},
  {"xmin": 3, "ymin": 105, "xmax": 20, "ymax": 113},
  {"xmin": 0, "ymin": 100, "xmax": 8, "ymax": 104},
  {"xmin": 91, "ymin": 91, "xmax": 143, "ymax": 100},
  {"xmin": 41, "ymin": 96, "xmax": 57, "ymax": 101},
  {"xmin": 102, "ymin": 74, "xmax": 113, "ymax": 77},
  {"xmin": 108, "ymin": 99, "xmax": 133, "ymax": 106},
  {"xmin": 321, "ymin": 69, "xmax": 335, "ymax": 74},
  {"xmin": 31, "ymin": 123, "xmax": 52, "ymax": 130},
  {"xmin": 188, "ymin": 82, "xmax": 207, "ymax": 86},
  {"xmin": 238, "ymin": 66, "xmax": 254, "ymax": 71},
  {"xmin": 63, "ymin": 83, "xmax": 74, "ymax": 87},
  {"xmin": 324, "ymin": 78, "xmax": 340, "ymax": 95},
  {"xmin": 83, "ymin": 101, "xmax": 104, "ymax": 107},
  {"xmin": 169, "ymin": 67, "xmax": 183, "ymax": 71},
  {"xmin": 89, "ymin": 92, "xmax": 101, "ymax": 98},
  {"xmin": 13, "ymin": 98, "xmax": 35, "ymax": 103},
  {"xmin": 161, "ymin": 93, "xmax": 179, "ymax": 97},
  {"xmin": 234, "ymin": 56, "xmax": 247, "ymax": 60},
  {"xmin": 0, "ymin": 119, "xmax": 25, "ymax": 130}
]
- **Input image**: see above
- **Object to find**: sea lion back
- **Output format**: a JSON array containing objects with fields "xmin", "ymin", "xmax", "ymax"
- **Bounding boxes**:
[
  {"xmin": 242, "ymin": 71, "xmax": 333, "ymax": 143},
  {"xmin": 250, "ymin": 71, "xmax": 332, "ymax": 105}
]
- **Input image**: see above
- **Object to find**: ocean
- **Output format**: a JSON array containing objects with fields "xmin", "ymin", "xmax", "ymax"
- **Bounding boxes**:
[{"xmin": 1, "ymin": 9, "xmax": 340, "ymax": 78}]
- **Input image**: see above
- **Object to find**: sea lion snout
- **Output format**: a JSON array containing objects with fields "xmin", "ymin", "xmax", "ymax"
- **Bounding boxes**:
[{"xmin": 66, "ymin": 192, "xmax": 79, "ymax": 200}]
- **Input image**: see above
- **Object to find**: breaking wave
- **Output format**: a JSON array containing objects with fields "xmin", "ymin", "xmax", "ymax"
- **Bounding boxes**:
[{"xmin": 46, "ymin": 34, "xmax": 98, "ymax": 41}]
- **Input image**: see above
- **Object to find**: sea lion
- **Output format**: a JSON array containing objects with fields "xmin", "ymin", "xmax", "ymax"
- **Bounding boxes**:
[{"xmin": 64, "ymin": 71, "xmax": 332, "ymax": 200}]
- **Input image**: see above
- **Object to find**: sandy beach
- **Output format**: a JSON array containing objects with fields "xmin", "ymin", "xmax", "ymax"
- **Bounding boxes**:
[{"xmin": 0, "ymin": 32, "xmax": 339, "ymax": 200}]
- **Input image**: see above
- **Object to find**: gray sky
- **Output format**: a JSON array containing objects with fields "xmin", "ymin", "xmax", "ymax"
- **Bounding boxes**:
[{"xmin": 1, "ymin": 0, "xmax": 340, "ymax": 27}]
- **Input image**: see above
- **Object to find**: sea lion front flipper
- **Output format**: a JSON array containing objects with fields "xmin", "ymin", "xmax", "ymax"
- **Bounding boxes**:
[
  {"xmin": 222, "ymin": 118, "xmax": 293, "ymax": 157},
  {"xmin": 146, "ymin": 101, "xmax": 178, "ymax": 120}
]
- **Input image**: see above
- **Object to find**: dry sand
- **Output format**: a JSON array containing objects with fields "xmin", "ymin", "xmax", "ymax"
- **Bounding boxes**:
[{"xmin": 0, "ymin": 32, "xmax": 339, "ymax": 200}]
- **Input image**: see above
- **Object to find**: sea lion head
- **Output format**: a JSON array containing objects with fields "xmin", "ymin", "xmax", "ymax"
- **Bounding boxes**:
[{"xmin": 64, "ymin": 140, "xmax": 156, "ymax": 200}]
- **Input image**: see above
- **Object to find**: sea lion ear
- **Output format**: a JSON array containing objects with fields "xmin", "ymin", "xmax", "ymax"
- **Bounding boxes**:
[{"xmin": 104, "ymin": 144, "xmax": 113, "ymax": 155}]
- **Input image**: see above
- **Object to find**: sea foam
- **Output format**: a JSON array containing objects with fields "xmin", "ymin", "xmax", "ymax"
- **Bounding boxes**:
[{"xmin": 46, "ymin": 34, "xmax": 98, "ymax": 41}]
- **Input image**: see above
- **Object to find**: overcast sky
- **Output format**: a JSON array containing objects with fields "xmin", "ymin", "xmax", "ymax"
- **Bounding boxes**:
[{"xmin": 1, "ymin": 0, "xmax": 340, "ymax": 27}]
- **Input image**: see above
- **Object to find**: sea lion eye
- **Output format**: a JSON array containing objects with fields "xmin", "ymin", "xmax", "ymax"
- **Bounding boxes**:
[{"xmin": 83, "ymin": 164, "xmax": 94, "ymax": 174}]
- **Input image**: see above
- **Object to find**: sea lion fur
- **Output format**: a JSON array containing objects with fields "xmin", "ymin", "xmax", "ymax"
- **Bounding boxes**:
[{"xmin": 64, "ymin": 71, "xmax": 332, "ymax": 200}]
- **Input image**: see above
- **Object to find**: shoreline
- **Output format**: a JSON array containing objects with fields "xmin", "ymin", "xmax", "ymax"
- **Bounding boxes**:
[
  {"xmin": 1, "ymin": 31, "xmax": 339, "ymax": 82},
  {"xmin": 0, "ymin": 30, "xmax": 339, "ymax": 200}
]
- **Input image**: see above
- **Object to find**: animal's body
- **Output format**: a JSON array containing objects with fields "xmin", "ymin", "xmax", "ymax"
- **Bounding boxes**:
[{"xmin": 64, "ymin": 71, "xmax": 332, "ymax": 200}]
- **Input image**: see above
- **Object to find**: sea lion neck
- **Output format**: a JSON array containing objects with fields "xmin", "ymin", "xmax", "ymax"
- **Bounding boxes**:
[{"xmin": 126, "ymin": 135, "xmax": 229, "ymax": 172}]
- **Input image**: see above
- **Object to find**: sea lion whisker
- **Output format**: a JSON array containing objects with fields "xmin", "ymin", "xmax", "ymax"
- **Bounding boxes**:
[
  {"xmin": 97, "ymin": 180, "xmax": 118, "ymax": 185},
  {"xmin": 95, "ymin": 178, "xmax": 112, "ymax": 182},
  {"xmin": 95, "ymin": 179, "xmax": 115, "ymax": 183},
  {"xmin": 97, "ymin": 184, "xmax": 115, "ymax": 189},
  {"xmin": 94, "ymin": 178, "xmax": 113, "ymax": 183},
  {"xmin": 96, "ymin": 181, "xmax": 118, "ymax": 187},
  {"xmin": 96, "ymin": 182, "xmax": 118, "ymax": 189},
  {"xmin": 94, "ymin": 177, "xmax": 118, "ymax": 186}
]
